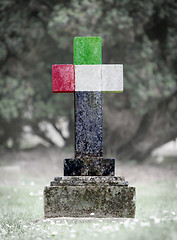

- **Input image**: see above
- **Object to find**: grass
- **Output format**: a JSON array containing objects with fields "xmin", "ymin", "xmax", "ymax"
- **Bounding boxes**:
[
  {"xmin": 0, "ymin": 147, "xmax": 177, "ymax": 240},
  {"xmin": 0, "ymin": 179, "xmax": 177, "ymax": 240}
]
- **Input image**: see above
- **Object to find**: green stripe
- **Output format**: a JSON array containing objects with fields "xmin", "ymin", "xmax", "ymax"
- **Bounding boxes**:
[{"xmin": 74, "ymin": 37, "xmax": 102, "ymax": 65}]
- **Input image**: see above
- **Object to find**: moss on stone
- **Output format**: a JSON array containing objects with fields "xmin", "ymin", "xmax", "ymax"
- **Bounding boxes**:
[{"xmin": 44, "ymin": 178, "xmax": 136, "ymax": 218}]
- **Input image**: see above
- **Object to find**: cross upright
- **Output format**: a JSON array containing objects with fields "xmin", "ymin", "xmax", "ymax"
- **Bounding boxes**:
[{"xmin": 52, "ymin": 37, "xmax": 123, "ymax": 176}]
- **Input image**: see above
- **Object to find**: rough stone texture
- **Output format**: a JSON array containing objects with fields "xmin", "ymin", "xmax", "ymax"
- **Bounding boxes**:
[
  {"xmin": 40, "ymin": 218, "xmax": 136, "ymax": 223},
  {"xmin": 64, "ymin": 158, "xmax": 114, "ymax": 176},
  {"xmin": 51, "ymin": 176, "xmax": 128, "ymax": 186},
  {"xmin": 75, "ymin": 91, "xmax": 103, "ymax": 158},
  {"xmin": 74, "ymin": 37, "xmax": 103, "ymax": 159},
  {"xmin": 44, "ymin": 176, "xmax": 136, "ymax": 218}
]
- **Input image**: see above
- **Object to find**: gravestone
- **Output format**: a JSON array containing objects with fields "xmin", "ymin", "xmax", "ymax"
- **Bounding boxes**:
[{"xmin": 44, "ymin": 37, "xmax": 136, "ymax": 218}]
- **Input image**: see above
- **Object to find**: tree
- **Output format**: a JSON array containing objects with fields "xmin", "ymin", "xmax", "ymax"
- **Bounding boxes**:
[{"xmin": 0, "ymin": 0, "xmax": 176, "ymax": 161}]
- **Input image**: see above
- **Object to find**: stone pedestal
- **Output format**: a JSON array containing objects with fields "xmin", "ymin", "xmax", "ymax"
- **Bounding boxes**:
[{"xmin": 44, "ymin": 176, "xmax": 136, "ymax": 218}]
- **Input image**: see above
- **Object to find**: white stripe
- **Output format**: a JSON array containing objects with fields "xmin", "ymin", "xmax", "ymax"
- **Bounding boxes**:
[
  {"xmin": 75, "ymin": 65, "xmax": 123, "ymax": 92},
  {"xmin": 75, "ymin": 65, "xmax": 101, "ymax": 91},
  {"xmin": 102, "ymin": 64, "xmax": 123, "ymax": 92}
]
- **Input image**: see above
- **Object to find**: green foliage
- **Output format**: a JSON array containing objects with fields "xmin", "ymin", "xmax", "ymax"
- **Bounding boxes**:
[
  {"xmin": 48, "ymin": 0, "xmax": 177, "ymax": 113},
  {"xmin": 0, "ymin": 0, "xmax": 176, "ymax": 149},
  {"xmin": 0, "ymin": 77, "xmax": 34, "ymax": 121}
]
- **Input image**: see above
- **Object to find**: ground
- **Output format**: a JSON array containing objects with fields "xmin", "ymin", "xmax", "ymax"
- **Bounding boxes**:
[{"xmin": 0, "ymin": 147, "xmax": 177, "ymax": 240}]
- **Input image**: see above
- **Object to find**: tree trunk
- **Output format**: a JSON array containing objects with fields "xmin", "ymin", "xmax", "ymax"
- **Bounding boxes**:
[{"xmin": 103, "ymin": 90, "xmax": 177, "ymax": 161}]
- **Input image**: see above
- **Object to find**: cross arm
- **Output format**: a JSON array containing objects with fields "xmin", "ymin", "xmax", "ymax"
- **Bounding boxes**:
[{"xmin": 52, "ymin": 64, "xmax": 123, "ymax": 93}]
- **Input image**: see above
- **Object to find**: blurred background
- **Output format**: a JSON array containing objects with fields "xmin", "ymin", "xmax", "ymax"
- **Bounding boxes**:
[
  {"xmin": 0, "ymin": 0, "xmax": 177, "ymax": 165},
  {"xmin": 1, "ymin": 2, "xmax": 177, "ymax": 237}
]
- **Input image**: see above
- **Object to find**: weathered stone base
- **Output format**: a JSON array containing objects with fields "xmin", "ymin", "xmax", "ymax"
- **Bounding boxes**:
[{"xmin": 44, "ymin": 176, "xmax": 136, "ymax": 218}]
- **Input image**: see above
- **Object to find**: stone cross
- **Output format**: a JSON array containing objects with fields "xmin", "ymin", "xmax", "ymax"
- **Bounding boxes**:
[
  {"xmin": 44, "ymin": 37, "xmax": 136, "ymax": 218},
  {"xmin": 52, "ymin": 37, "xmax": 123, "ymax": 176}
]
